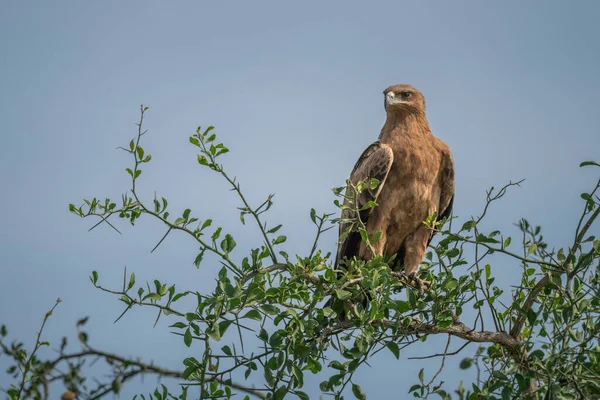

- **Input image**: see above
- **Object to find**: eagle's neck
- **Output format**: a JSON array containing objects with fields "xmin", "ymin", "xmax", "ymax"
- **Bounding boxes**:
[{"xmin": 379, "ymin": 110, "xmax": 431, "ymax": 143}]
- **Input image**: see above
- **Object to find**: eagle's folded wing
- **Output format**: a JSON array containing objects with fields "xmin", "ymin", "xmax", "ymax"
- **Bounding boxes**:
[
  {"xmin": 336, "ymin": 141, "xmax": 394, "ymax": 265},
  {"xmin": 429, "ymin": 148, "xmax": 455, "ymax": 245}
]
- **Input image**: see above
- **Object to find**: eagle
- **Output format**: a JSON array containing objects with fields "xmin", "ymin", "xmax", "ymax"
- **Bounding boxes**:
[{"xmin": 335, "ymin": 84, "xmax": 455, "ymax": 282}]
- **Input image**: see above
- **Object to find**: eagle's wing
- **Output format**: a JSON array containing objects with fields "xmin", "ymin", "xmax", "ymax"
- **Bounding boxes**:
[
  {"xmin": 428, "ymin": 148, "xmax": 455, "ymax": 245},
  {"xmin": 336, "ymin": 141, "xmax": 394, "ymax": 265}
]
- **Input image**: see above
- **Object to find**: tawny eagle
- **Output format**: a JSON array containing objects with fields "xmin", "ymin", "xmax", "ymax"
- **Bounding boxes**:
[{"xmin": 336, "ymin": 84, "xmax": 455, "ymax": 278}]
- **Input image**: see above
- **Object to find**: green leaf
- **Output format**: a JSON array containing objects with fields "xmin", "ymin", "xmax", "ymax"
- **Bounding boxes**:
[
  {"xmin": 197, "ymin": 155, "xmax": 209, "ymax": 166},
  {"xmin": 461, "ymin": 220, "xmax": 476, "ymax": 231},
  {"xmin": 580, "ymin": 161, "xmax": 600, "ymax": 168},
  {"xmin": 323, "ymin": 307, "xmax": 337, "ymax": 318},
  {"xmin": 127, "ymin": 272, "xmax": 135, "ymax": 290},
  {"xmin": 91, "ymin": 271, "xmax": 98, "ymax": 285},
  {"xmin": 360, "ymin": 201, "xmax": 378, "ymax": 210},
  {"xmin": 335, "ymin": 289, "xmax": 352, "ymax": 300},
  {"xmin": 242, "ymin": 309, "xmax": 262, "ymax": 321},
  {"xmin": 459, "ymin": 358, "xmax": 473, "ymax": 369},
  {"xmin": 184, "ymin": 328, "xmax": 192, "ymax": 347},
  {"xmin": 310, "ymin": 208, "xmax": 317, "ymax": 223},
  {"xmin": 527, "ymin": 244, "xmax": 537, "ymax": 255},
  {"xmin": 444, "ymin": 279, "xmax": 458, "ymax": 292},
  {"xmin": 174, "ymin": 217, "xmax": 186, "ymax": 226},
  {"xmin": 211, "ymin": 227, "xmax": 222, "ymax": 241},
  {"xmin": 267, "ymin": 224, "xmax": 283, "ymax": 234},
  {"xmin": 394, "ymin": 300, "xmax": 410, "ymax": 313},
  {"xmin": 220, "ymin": 234, "xmax": 237, "ymax": 254},
  {"xmin": 387, "ymin": 342, "xmax": 400, "ymax": 359},
  {"xmin": 352, "ymin": 383, "xmax": 366, "ymax": 400},
  {"xmin": 272, "ymin": 235, "xmax": 287, "ymax": 245},
  {"xmin": 476, "ymin": 234, "xmax": 500, "ymax": 244},
  {"xmin": 273, "ymin": 386, "xmax": 288, "ymax": 400},
  {"xmin": 201, "ymin": 219, "xmax": 212, "ymax": 230},
  {"xmin": 145, "ymin": 293, "xmax": 161, "ymax": 301},
  {"xmin": 206, "ymin": 324, "xmax": 221, "ymax": 341},
  {"xmin": 295, "ymin": 391, "xmax": 309, "ymax": 400},
  {"xmin": 260, "ymin": 304, "xmax": 280, "ymax": 315},
  {"xmin": 369, "ymin": 178, "xmax": 380, "ymax": 189},
  {"xmin": 359, "ymin": 228, "xmax": 368, "ymax": 242},
  {"xmin": 371, "ymin": 231, "xmax": 382, "ymax": 243}
]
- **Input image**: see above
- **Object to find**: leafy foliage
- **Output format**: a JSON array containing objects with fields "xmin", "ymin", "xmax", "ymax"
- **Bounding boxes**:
[{"xmin": 2, "ymin": 106, "xmax": 599, "ymax": 399}]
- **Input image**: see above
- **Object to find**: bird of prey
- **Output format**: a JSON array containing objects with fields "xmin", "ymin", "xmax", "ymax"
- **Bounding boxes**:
[{"xmin": 335, "ymin": 84, "xmax": 455, "ymax": 280}]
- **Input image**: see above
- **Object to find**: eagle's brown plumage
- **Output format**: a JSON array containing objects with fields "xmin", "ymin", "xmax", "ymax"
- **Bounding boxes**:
[{"xmin": 336, "ymin": 84, "xmax": 455, "ymax": 277}]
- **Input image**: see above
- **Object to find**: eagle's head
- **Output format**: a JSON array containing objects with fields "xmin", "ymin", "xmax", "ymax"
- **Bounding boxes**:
[{"xmin": 383, "ymin": 84, "xmax": 426, "ymax": 114}]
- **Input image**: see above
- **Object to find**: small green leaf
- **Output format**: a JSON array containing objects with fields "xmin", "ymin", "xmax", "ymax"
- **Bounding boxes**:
[
  {"xmin": 352, "ymin": 383, "xmax": 366, "ymax": 400},
  {"xmin": 174, "ymin": 217, "xmax": 186, "ymax": 226},
  {"xmin": 527, "ymin": 244, "xmax": 537, "ymax": 255},
  {"xmin": 371, "ymin": 231, "xmax": 382, "ymax": 243},
  {"xmin": 335, "ymin": 289, "xmax": 352, "ymax": 300},
  {"xmin": 91, "ymin": 271, "xmax": 98, "ymax": 285},
  {"xmin": 210, "ymin": 227, "xmax": 222, "ymax": 242},
  {"xmin": 260, "ymin": 304, "xmax": 280, "ymax": 315},
  {"xmin": 360, "ymin": 201, "xmax": 378, "ymax": 210},
  {"xmin": 184, "ymin": 328, "xmax": 192, "ymax": 347},
  {"xmin": 272, "ymin": 235, "xmax": 287, "ymax": 245},
  {"xmin": 461, "ymin": 220, "xmax": 476, "ymax": 231},
  {"xmin": 197, "ymin": 155, "xmax": 209, "ymax": 166},
  {"xmin": 310, "ymin": 208, "xmax": 317, "ymax": 223},
  {"xmin": 459, "ymin": 358, "xmax": 473, "ymax": 369},
  {"xmin": 387, "ymin": 342, "xmax": 400, "ymax": 359},
  {"xmin": 580, "ymin": 161, "xmax": 600, "ymax": 168},
  {"xmin": 206, "ymin": 324, "xmax": 221, "ymax": 341},
  {"xmin": 145, "ymin": 293, "xmax": 161, "ymax": 301},
  {"xmin": 220, "ymin": 234, "xmax": 237, "ymax": 253},
  {"xmin": 267, "ymin": 224, "xmax": 283, "ymax": 234},
  {"xmin": 394, "ymin": 300, "xmax": 410, "ymax": 313},
  {"xmin": 242, "ymin": 309, "xmax": 262, "ymax": 321},
  {"xmin": 127, "ymin": 272, "xmax": 135, "ymax": 290},
  {"xmin": 359, "ymin": 228, "xmax": 368, "ymax": 242},
  {"xmin": 201, "ymin": 219, "xmax": 212, "ymax": 230}
]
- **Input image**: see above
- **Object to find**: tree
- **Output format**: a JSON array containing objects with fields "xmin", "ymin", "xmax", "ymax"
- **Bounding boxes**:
[{"xmin": 2, "ymin": 106, "xmax": 599, "ymax": 400}]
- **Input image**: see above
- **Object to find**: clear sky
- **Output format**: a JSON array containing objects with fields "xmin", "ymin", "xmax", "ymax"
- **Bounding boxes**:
[{"xmin": 1, "ymin": 1, "xmax": 599, "ymax": 398}]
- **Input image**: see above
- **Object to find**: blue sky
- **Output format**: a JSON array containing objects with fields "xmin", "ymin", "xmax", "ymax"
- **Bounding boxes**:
[{"xmin": 1, "ymin": 1, "xmax": 599, "ymax": 398}]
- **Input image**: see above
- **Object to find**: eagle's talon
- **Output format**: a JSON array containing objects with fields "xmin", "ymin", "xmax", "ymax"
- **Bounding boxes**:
[{"xmin": 406, "ymin": 274, "xmax": 431, "ymax": 296}]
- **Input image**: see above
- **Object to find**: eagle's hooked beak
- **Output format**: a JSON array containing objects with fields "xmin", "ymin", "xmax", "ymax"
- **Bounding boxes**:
[{"xmin": 385, "ymin": 91, "xmax": 395, "ymax": 110}]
